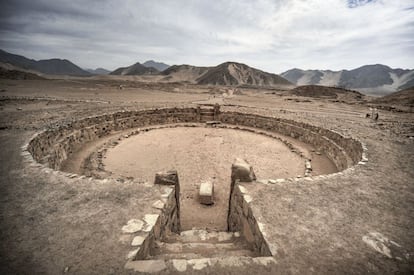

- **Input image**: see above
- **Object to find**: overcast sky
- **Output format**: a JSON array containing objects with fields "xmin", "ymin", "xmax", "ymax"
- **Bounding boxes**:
[{"xmin": 0, "ymin": 0, "xmax": 413, "ymax": 73}]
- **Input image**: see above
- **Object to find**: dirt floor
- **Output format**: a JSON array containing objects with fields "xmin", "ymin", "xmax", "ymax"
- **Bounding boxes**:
[
  {"xmin": 0, "ymin": 78, "xmax": 413, "ymax": 274},
  {"xmin": 103, "ymin": 127, "xmax": 305, "ymax": 231}
]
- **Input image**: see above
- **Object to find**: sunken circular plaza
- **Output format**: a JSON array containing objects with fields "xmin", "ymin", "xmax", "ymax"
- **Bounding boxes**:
[
  {"xmin": 27, "ymin": 106, "xmax": 364, "ymax": 230},
  {"xmin": 24, "ymin": 105, "xmax": 367, "ymax": 268},
  {"xmin": 27, "ymin": 106, "xmax": 364, "ymax": 177}
]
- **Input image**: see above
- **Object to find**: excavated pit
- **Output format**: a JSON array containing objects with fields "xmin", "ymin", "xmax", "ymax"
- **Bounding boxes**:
[{"xmin": 26, "ymin": 106, "xmax": 365, "ymax": 264}]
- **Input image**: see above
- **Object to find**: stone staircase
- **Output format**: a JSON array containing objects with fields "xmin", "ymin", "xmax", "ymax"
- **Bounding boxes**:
[
  {"xmin": 149, "ymin": 229, "xmax": 258, "ymax": 260},
  {"xmin": 125, "ymin": 230, "xmax": 277, "ymax": 273}
]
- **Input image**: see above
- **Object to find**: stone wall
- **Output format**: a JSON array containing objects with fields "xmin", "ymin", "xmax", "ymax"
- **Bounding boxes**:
[
  {"xmin": 228, "ymin": 182, "xmax": 272, "ymax": 256},
  {"xmin": 28, "ymin": 107, "xmax": 363, "ymax": 174},
  {"xmin": 134, "ymin": 185, "xmax": 180, "ymax": 260},
  {"xmin": 220, "ymin": 112, "xmax": 363, "ymax": 171},
  {"xmin": 28, "ymin": 108, "xmax": 199, "ymax": 170}
]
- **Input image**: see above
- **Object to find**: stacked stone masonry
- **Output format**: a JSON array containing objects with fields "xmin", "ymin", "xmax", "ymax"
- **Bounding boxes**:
[
  {"xmin": 228, "ymin": 183, "xmax": 272, "ymax": 256},
  {"xmin": 132, "ymin": 185, "xmax": 180, "ymax": 261},
  {"xmin": 28, "ymin": 107, "xmax": 363, "ymax": 177}
]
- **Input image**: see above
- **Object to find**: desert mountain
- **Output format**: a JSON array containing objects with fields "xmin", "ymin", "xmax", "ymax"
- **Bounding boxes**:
[
  {"xmin": 86, "ymin": 68, "xmax": 110, "ymax": 75},
  {"xmin": 142, "ymin": 60, "xmax": 170, "ymax": 71},
  {"xmin": 110, "ymin": 62, "xmax": 159, "ymax": 75},
  {"xmin": 281, "ymin": 64, "xmax": 414, "ymax": 95},
  {"xmin": 196, "ymin": 62, "xmax": 291, "ymax": 86},
  {"xmin": 160, "ymin": 62, "xmax": 291, "ymax": 87},
  {"xmin": 0, "ymin": 49, "xmax": 91, "ymax": 76},
  {"xmin": 160, "ymin": 64, "xmax": 210, "ymax": 82}
]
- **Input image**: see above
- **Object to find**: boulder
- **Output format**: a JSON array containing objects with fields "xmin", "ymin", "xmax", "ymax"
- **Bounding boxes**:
[{"xmin": 231, "ymin": 158, "xmax": 256, "ymax": 183}]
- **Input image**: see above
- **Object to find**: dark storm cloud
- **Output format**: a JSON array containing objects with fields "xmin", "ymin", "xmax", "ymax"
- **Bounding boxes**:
[{"xmin": 0, "ymin": 0, "xmax": 413, "ymax": 73}]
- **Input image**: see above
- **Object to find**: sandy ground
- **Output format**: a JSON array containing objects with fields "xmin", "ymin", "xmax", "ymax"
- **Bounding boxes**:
[
  {"xmin": 0, "ymin": 78, "xmax": 413, "ymax": 274},
  {"xmin": 103, "ymin": 127, "xmax": 304, "ymax": 231}
]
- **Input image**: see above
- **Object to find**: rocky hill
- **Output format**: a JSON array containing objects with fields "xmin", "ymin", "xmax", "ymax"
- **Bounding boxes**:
[
  {"xmin": 110, "ymin": 62, "xmax": 159, "ymax": 75},
  {"xmin": 143, "ymin": 60, "xmax": 170, "ymax": 71},
  {"xmin": 373, "ymin": 87, "xmax": 414, "ymax": 107},
  {"xmin": 291, "ymin": 85, "xmax": 364, "ymax": 101},
  {"xmin": 160, "ymin": 65, "xmax": 210, "ymax": 82},
  {"xmin": 281, "ymin": 64, "xmax": 414, "ymax": 95},
  {"xmin": 0, "ymin": 49, "xmax": 91, "ymax": 76},
  {"xmin": 196, "ymin": 62, "xmax": 291, "ymax": 86},
  {"xmin": 0, "ymin": 67, "xmax": 45, "ymax": 80}
]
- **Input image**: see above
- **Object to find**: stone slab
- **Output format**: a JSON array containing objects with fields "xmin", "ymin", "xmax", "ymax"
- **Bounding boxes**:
[
  {"xmin": 172, "ymin": 259, "xmax": 187, "ymax": 272},
  {"xmin": 125, "ymin": 260, "xmax": 167, "ymax": 273},
  {"xmin": 199, "ymin": 181, "xmax": 214, "ymax": 205},
  {"xmin": 122, "ymin": 219, "xmax": 144, "ymax": 234},
  {"xmin": 131, "ymin": 236, "xmax": 145, "ymax": 246},
  {"xmin": 144, "ymin": 214, "xmax": 159, "ymax": 226},
  {"xmin": 152, "ymin": 200, "xmax": 165, "ymax": 209}
]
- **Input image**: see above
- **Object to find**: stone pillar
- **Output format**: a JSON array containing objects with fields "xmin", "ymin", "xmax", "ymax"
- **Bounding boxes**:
[{"xmin": 154, "ymin": 170, "xmax": 181, "ymax": 232}]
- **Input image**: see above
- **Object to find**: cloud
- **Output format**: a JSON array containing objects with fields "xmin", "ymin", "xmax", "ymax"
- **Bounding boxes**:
[{"xmin": 0, "ymin": 0, "xmax": 413, "ymax": 73}]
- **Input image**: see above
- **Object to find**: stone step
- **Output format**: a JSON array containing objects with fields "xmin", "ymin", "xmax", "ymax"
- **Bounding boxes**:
[
  {"xmin": 164, "ymin": 230, "xmax": 241, "ymax": 243},
  {"xmin": 152, "ymin": 230, "xmax": 256, "ymax": 260},
  {"xmin": 125, "ymin": 256, "xmax": 278, "ymax": 273},
  {"xmin": 155, "ymin": 241, "xmax": 248, "ymax": 254},
  {"xmin": 152, "ymin": 249, "xmax": 256, "ymax": 260}
]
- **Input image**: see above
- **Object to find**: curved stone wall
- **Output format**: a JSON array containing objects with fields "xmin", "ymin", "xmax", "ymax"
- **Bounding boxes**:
[{"xmin": 28, "ymin": 107, "xmax": 364, "ymax": 176}]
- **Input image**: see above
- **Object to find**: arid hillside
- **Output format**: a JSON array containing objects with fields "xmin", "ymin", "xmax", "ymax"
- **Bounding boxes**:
[{"xmin": 196, "ymin": 62, "xmax": 292, "ymax": 87}]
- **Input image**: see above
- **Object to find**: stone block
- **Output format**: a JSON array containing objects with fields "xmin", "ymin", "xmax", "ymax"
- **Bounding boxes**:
[
  {"xmin": 154, "ymin": 170, "xmax": 178, "ymax": 185},
  {"xmin": 199, "ymin": 181, "xmax": 214, "ymax": 205},
  {"xmin": 231, "ymin": 158, "xmax": 256, "ymax": 183}
]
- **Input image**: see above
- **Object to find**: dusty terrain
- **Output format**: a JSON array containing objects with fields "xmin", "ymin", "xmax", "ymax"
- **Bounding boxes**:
[{"xmin": 0, "ymin": 77, "xmax": 413, "ymax": 274}]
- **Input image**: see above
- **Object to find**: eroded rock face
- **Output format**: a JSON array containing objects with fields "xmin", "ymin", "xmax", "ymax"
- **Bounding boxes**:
[{"xmin": 231, "ymin": 158, "xmax": 256, "ymax": 183}]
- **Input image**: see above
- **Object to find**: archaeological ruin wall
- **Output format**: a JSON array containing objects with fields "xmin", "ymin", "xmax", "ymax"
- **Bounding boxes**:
[{"xmin": 28, "ymin": 106, "xmax": 364, "ymax": 175}]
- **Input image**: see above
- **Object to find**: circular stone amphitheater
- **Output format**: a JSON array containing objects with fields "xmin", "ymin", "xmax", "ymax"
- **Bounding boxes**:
[
  {"xmin": 26, "ymin": 105, "xmax": 366, "ymax": 270},
  {"xmin": 1, "ymin": 82, "xmax": 413, "ymax": 274}
]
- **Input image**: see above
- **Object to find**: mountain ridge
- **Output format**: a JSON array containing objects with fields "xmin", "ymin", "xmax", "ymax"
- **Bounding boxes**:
[
  {"xmin": 159, "ymin": 62, "xmax": 291, "ymax": 87},
  {"xmin": 110, "ymin": 62, "xmax": 159, "ymax": 75},
  {"xmin": 0, "ymin": 49, "xmax": 91, "ymax": 76},
  {"xmin": 196, "ymin": 61, "xmax": 291, "ymax": 86},
  {"xmin": 86, "ymin": 68, "xmax": 110, "ymax": 75},
  {"xmin": 142, "ymin": 60, "xmax": 170, "ymax": 71},
  {"xmin": 281, "ymin": 64, "xmax": 414, "ymax": 95}
]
